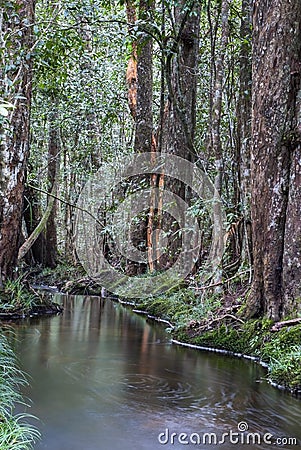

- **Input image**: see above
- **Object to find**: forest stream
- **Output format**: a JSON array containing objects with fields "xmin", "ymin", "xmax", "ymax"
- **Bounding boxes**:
[{"xmin": 11, "ymin": 295, "xmax": 301, "ymax": 450}]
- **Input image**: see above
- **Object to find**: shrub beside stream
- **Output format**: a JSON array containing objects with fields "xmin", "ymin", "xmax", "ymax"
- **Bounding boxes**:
[{"xmin": 0, "ymin": 332, "xmax": 40, "ymax": 449}]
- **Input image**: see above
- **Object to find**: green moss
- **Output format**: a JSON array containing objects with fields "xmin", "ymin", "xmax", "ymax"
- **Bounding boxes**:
[
  {"xmin": 175, "ymin": 320, "xmax": 267, "ymax": 354},
  {"xmin": 136, "ymin": 288, "xmax": 222, "ymax": 328}
]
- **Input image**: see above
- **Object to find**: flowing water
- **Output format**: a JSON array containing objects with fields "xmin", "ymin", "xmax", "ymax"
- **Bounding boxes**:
[{"xmin": 12, "ymin": 295, "xmax": 301, "ymax": 449}]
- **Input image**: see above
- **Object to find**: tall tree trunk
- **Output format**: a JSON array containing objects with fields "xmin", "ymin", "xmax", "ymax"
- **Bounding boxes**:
[
  {"xmin": 282, "ymin": 144, "xmax": 301, "ymax": 315},
  {"xmin": 163, "ymin": 1, "xmax": 200, "ymax": 159},
  {"xmin": 125, "ymin": 0, "xmax": 153, "ymax": 276},
  {"xmin": 211, "ymin": 0, "xmax": 230, "ymax": 198},
  {"xmin": 210, "ymin": 0, "xmax": 231, "ymax": 285},
  {"xmin": 159, "ymin": 0, "xmax": 200, "ymax": 269},
  {"xmin": 0, "ymin": 0, "xmax": 35, "ymax": 281},
  {"xmin": 133, "ymin": 0, "xmax": 153, "ymax": 155},
  {"xmin": 237, "ymin": 0, "xmax": 252, "ymax": 209},
  {"xmin": 236, "ymin": 0, "xmax": 252, "ymax": 269},
  {"xmin": 248, "ymin": 0, "xmax": 301, "ymax": 320}
]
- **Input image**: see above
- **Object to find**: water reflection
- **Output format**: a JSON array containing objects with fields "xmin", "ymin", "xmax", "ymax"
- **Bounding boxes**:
[{"xmin": 12, "ymin": 296, "xmax": 301, "ymax": 450}]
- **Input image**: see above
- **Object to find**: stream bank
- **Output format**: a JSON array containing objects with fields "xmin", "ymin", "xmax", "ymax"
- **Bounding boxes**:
[
  {"xmin": 0, "ymin": 277, "xmax": 63, "ymax": 320},
  {"xmin": 26, "ymin": 264, "xmax": 301, "ymax": 395},
  {"xmin": 130, "ymin": 293, "xmax": 301, "ymax": 396}
]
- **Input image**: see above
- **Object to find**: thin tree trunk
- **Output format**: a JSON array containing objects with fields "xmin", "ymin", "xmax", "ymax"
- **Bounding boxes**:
[
  {"xmin": 18, "ymin": 179, "xmax": 58, "ymax": 261},
  {"xmin": 23, "ymin": 185, "xmax": 47, "ymax": 263},
  {"xmin": 160, "ymin": 0, "xmax": 201, "ymax": 270},
  {"xmin": 210, "ymin": 0, "xmax": 231, "ymax": 286},
  {"xmin": 237, "ymin": 0, "xmax": 252, "ymax": 209},
  {"xmin": 236, "ymin": 0, "xmax": 252, "ymax": 270},
  {"xmin": 126, "ymin": 0, "xmax": 153, "ymax": 276},
  {"xmin": 44, "ymin": 99, "xmax": 60, "ymax": 267}
]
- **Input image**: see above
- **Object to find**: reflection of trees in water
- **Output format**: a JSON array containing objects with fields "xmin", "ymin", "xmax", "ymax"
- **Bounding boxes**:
[
  {"xmin": 59, "ymin": 295, "xmax": 104, "ymax": 362},
  {"xmin": 28, "ymin": 295, "xmax": 105, "ymax": 372},
  {"xmin": 13, "ymin": 297, "xmax": 301, "ymax": 447}
]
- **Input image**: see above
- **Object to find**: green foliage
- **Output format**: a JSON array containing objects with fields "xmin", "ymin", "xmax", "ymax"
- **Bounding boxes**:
[
  {"xmin": 259, "ymin": 325, "xmax": 301, "ymax": 361},
  {"xmin": 0, "ymin": 333, "xmax": 40, "ymax": 449},
  {"xmin": 0, "ymin": 278, "xmax": 37, "ymax": 314},
  {"xmin": 28, "ymin": 0, "xmax": 133, "ymax": 254},
  {"xmin": 35, "ymin": 261, "xmax": 85, "ymax": 286},
  {"xmin": 269, "ymin": 346, "xmax": 301, "ymax": 389}
]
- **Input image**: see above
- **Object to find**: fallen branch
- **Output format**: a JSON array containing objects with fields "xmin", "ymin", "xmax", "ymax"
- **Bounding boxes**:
[
  {"xmin": 271, "ymin": 318, "xmax": 301, "ymax": 332},
  {"xmin": 195, "ymin": 269, "xmax": 252, "ymax": 291},
  {"xmin": 18, "ymin": 181, "xmax": 57, "ymax": 261},
  {"xmin": 210, "ymin": 313, "xmax": 245, "ymax": 325},
  {"xmin": 188, "ymin": 313, "xmax": 245, "ymax": 336}
]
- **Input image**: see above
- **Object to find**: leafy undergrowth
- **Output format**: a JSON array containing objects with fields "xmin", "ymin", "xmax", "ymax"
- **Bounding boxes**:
[
  {"xmin": 29, "ymin": 261, "xmax": 85, "ymax": 290},
  {"xmin": 0, "ymin": 276, "xmax": 62, "ymax": 319},
  {"xmin": 0, "ymin": 332, "xmax": 40, "ymax": 449},
  {"xmin": 135, "ymin": 290, "xmax": 301, "ymax": 394}
]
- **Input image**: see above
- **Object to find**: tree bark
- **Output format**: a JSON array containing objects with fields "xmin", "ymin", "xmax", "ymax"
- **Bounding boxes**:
[
  {"xmin": 159, "ymin": 0, "xmax": 200, "ymax": 269},
  {"xmin": 125, "ymin": 0, "xmax": 138, "ymax": 120},
  {"xmin": 236, "ymin": 0, "xmax": 252, "ymax": 268},
  {"xmin": 126, "ymin": 0, "xmax": 153, "ymax": 276},
  {"xmin": 210, "ymin": 0, "xmax": 231, "ymax": 286},
  {"xmin": 248, "ymin": 0, "xmax": 301, "ymax": 320},
  {"xmin": 0, "ymin": 0, "xmax": 35, "ymax": 281},
  {"xmin": 237, "ymin": 0, "xmax": 252, "ymax": 209},
  {"xmin": 282, "ymin": 146, "xmax": 301, "ymax": 315},
  {"xmin": 44, "ymin": 99, "xmax": 60, "ymax": 268}
]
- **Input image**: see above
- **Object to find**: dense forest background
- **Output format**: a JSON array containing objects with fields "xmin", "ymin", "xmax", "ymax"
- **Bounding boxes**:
[{"xmin": 0, "ymin": 0, "xmax": 300, "ymax": 322}]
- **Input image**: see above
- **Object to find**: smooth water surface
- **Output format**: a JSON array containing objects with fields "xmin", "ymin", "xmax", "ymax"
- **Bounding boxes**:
[{"xmin": 12, "ymin": 296, "xmax": 301, "ymax": 449}]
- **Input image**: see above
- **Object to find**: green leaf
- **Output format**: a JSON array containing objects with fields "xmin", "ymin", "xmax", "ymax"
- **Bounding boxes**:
[{"xmin": 0, "ymin": 102, "xmax": 14, "ymax": 117}]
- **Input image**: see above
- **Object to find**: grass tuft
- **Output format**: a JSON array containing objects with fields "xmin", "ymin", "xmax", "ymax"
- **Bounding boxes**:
[{"xmin": 0, "ymin": 331, "xmax": 40, "ymax": 449}]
